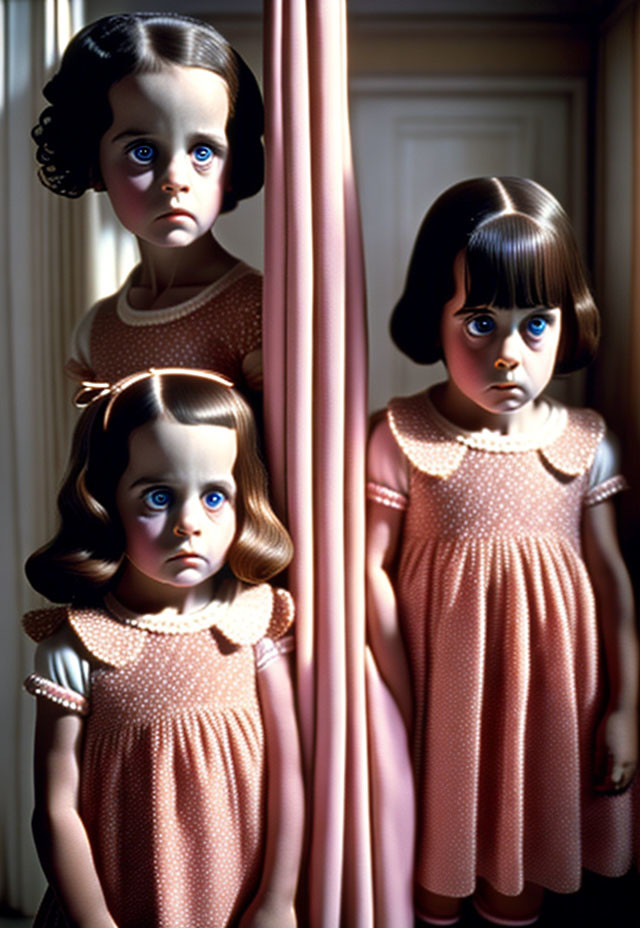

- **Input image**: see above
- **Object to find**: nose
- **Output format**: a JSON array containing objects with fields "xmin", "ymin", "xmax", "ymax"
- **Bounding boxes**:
[
  {"xmin": 161, "ymin": 155, "xmax": 190, "ymax": 195},
  {"xmin": 173, "ymin": 502, "xmax": 201, "ymax": 538},
  {"xmin": 494, "ymin": 329, "xmax": 521, "ymax": 371},
  {"xmin": 494, "ymin": 356, "xmax": 518, "ymax": 371}
]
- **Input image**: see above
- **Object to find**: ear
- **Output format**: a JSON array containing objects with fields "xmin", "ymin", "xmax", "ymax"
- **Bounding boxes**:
[{"xmin": 88, "ymin": 165, "xmax": 105, "ymax": 192}]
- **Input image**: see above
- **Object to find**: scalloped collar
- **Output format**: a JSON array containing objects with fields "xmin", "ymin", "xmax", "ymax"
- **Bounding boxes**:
[
  {"xmin": 388, "ymin": 389, "xmax": 604, "ymax": 479},
  {"xmin": 24, "ymin": 582, "xmax": 277, "ymax": 669}
]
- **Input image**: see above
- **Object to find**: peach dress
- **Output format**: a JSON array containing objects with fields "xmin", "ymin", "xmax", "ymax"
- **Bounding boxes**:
[
  {"xmin": 367, "ymin": 389, "xmax": 633, "ymax": 899},
  {"xmin": 68, "ymin": 261, "xmax": 262, "ymax": 387},
  {"xmin": 24, "ymin": 582, "xmax": 293, "ymax": 928}
]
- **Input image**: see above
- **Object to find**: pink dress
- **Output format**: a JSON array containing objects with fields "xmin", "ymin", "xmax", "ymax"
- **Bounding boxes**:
[
  {"xmin": 367, "ymin": 389, "xmax": 633, "ymax": 899},
  {"xmin": 68, "ymin": 261, "xmax": 262, "ymax": 388},
  {"xmin": 24, "ymin": 582, "xmax": 294, "ymax": 928}
]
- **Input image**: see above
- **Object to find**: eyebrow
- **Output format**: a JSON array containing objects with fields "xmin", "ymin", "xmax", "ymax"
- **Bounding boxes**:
[
  {"xmin": 110, "ymin": 128, "xmax": 152, "ymax": 143},
  {"xmin": 128, "ymin": 476, "xmax": 236, "ymax": 496},
  {"xmin": 110, "ymin": 129, "xmax": 228, "ymax": 148},
  {"xmin": 453, "ymin": 305, "xmax": 559, "ymax": 316}
]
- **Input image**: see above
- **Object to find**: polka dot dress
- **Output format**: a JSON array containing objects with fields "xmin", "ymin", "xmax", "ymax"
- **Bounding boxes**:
[
  {"xmin": 24, "ymin": 583, "xmax": 294, "ymax": 928},
  {"xmin": 368, "ymin": 390, "xmax": 633, "ymax": 899},
  {"xmin": 89, "ymin": 263, "xmax": 262, "ymax": 385}
]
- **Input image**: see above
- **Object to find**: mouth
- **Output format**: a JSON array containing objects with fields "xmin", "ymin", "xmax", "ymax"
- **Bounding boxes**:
[
  {"xmin": 156, "ymin": 209, "xmax": 195, "ymax": 222},
  {"xmin": 167, "ymin": 551, "xmax": 205, "ymax": 564},
  {"xmin": 490, "ymin": 382, "xmax": 520, "ymax": 392}
]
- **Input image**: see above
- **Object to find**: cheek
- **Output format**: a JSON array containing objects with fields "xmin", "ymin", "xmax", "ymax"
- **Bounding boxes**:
[
  {"xmin": 443, "ymin": 331, "xmax": 486, "ymax": 383},
  {"xmin": 210, "ymin": 511, "xmax": 236, "ymax": 550},
  {"xmin": 122, "ymin": 515, "xmax": 166, "ymax": 558},
  {"xmin": 104, "ymin": 168, "xmax": 153, "ymax": 221}
]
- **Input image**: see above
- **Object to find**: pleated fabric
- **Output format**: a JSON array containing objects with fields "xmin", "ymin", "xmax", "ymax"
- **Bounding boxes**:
[
  {"xmin": 263, "ymin": 2, "xmax": 394, "ymax": 924},
  {"xmin": 372, "ymin": 392, "xmax": 633, "ymax": 899}
]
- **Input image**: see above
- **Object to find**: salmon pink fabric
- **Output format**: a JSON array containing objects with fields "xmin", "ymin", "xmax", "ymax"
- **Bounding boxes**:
[
  {"xmin": 263, "ymin": 2, "xmax": 385, "ymax": 924},
  {"xmin": 369, "ymin": 391, "xmax": 634, "ymax": 898}
]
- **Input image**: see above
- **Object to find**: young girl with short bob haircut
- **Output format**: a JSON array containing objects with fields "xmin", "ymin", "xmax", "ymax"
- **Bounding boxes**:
[
  {"xmin": 24, "ymin": 369, "xmax": 303, "ymax": 928},
  {"xmin": 367, "ymin": 176, "xmax": 637, "ymax": 926},
  {"xmin": 33, "ymin": 12, "xmax": 266, "ymax": 391}
]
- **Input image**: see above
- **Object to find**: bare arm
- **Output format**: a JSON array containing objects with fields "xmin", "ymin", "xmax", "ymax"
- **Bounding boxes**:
[
  {"xmin": 32, "ymin": 699, "xmax": 118, "ymax": 928},
  {"xmin": 366, "ymin": 419, "xmax": 413, "ymax": 730},
  {"xmin": 582, "ymin": 499, "xmax": 638, "ymax": 792},
  {"xmin": 240, "ymin": 652, "xmax": 304, "ymax": 928},
  {"xmin": 366, "ymin": 499, "xmax": 414, "ymax": 730}
]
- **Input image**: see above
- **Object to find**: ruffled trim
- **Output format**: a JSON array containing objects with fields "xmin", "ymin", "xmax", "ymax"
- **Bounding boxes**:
[
  {"xmin": 265, "ymin": 588, "xmax": 295, "ymax": 640},
  {"xmin": 584, "ymin": 474, "xmax": 628, "ymax": 507},
  {"xmin": 116, "ymin": 261, "xmax": 256, "ymax": 326},
  {"xmin": 24, "ymin": 672, "xmax": 89, "ymax": 715},
  {"xmin": 22, "ymin": 583, "xmax": 291, "ymax": 669},
  {"xmin": 366, "ymin": 482, "xmax": 409, "ymax": 511},
  {"xmin": 539, "ymin": 407, "xmax": 605, "ymax": 476},
  {"xmin": 388, "ymin": 391, "xmax": 466, "ymax": 478},
  {"xmin": 388, "ymin": 390, "xmax": 604, "ymax": 479},
  {"xmin": 23, "ymin": 607, "xmax": 68, "ymax": 642}
]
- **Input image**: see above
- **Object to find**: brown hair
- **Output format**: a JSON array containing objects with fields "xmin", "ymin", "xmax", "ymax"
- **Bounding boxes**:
[
  {"xmin": 390, "ymin": 176, "xmax": 600, "ymax": 374},
  {"xmin": 32, "ymin": 12, "xmax": 264, "ymax": 211},
  {"xmin": 26, "ymin": 372, "xmax": 292, "ymax": 604}
]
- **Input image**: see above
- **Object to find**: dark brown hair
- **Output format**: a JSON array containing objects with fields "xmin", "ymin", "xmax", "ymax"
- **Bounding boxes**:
[
  {"xmin": 390, "ymin": 176, "xmax": 600, "ymax": 374},
  {"xmin": 32, "ymin": 12, "xmax": 264, "ymax": 211},
  {"xmin": 26, "ymin": 373, "xmax": 292, "ymax": 604}
]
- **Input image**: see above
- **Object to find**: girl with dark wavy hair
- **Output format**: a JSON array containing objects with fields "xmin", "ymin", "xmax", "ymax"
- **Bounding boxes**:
[
  {"xmin": 33, "ymin": 12, "xmax": 266, "ymax": 394},
  {"xmin": 367, "ymin": 177, "xmax": 637, "ymax": 926},
  {"xmin": 24, "ymin": 369, "xmax": 302, "ymax": 928}
]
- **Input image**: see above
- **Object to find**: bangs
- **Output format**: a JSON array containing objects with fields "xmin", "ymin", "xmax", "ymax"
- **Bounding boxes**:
[{"xmin": 465, "ymin": 213, "xmax": 567, "ymax": 311}]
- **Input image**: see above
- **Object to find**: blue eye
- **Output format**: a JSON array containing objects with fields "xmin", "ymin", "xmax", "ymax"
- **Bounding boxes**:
[
  {"xmin": 129, "ymin": 144, "xmax": 156, "ymax": 165},
  {"xmin": 526, "ymin": 316, "xmax": 548, "ymax": 338},
  {"xmin": 466, "ymin": 315, "xmax": 496, "ymax": 336},
  {"xmin": 143, "ymin": 488, "xmax": 172, "ymax": 511},
  {"xmin": 204, "ymin": 490, "xmax": 226, "ymax": 511},
  {"xmin": 192, "ymin": 145, "xmax": 214, "ymax": 165}
]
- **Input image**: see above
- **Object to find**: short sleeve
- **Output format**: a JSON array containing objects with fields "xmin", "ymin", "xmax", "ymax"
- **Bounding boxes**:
[
  {"xmin": 255, "ymin": 634, "xmax": 295, "ymax": 672},
  {"xmin": 67, "ymin": 302, "xmax": 101, "ymax": 380},
  {"xmin": 584, "ymin": 431, "xmax": 629, "ymax": 507},
  {"xmin": 367, "ymin": 416, "xmax": 409, "ymax": 509},
  {"xmin": 24, "ymin": 624, "xmax": 91, "ymax": 715},
  {"xmin": 255, "ymin": 587, "xmax": 295, "ymax": 672}
]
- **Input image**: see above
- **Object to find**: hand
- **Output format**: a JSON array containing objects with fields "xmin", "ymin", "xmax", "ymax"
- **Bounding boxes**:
[
  {"xmin": 238, "ymin": 897, "xmax": 297, "ymax": 928},
  {"xmin": 593, "ymin": 706, "xmax": 638, "ymax": 794}
]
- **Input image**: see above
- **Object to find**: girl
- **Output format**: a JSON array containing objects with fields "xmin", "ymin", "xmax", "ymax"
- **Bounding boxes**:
[
  {"xmin": 366, "ymin": 177, "xmax": 637, "ymax": 926},
  {"xmin": 23, "ymin": 368, "xmax": 303, "ymax": 928},
  {"xmin": 33, "ymin": 13, "xmax": 265, "ymax": 392}
]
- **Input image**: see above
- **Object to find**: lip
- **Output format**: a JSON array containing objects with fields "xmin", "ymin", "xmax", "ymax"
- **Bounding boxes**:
[
  {"xmin": 167, "ymin": 551, "xmax": 206, "ymax": 564},
  {"xmin": 156, "ymin": 208, "xmax": 196, "ymax": 222},
  {"xmin": 490, "ymin": 382, "xmax": 521, "ymax": 391}
]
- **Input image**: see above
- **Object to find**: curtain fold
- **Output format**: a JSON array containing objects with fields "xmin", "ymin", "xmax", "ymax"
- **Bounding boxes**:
[
  {"xmin": 263, "ymin": 1, "xmax": 373, "ymax": 923},
  {"xmin": 1, "ymin": 0, "xmax": 87, "ymax": 912}
]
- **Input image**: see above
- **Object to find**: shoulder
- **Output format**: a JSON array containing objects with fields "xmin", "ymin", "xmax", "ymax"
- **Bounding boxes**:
[
  {"xmin": 23, "ymin": 605, "xmax": 70, "ymax": 642},
  {"xmin": 213, "ymin": 582, "xmax": 293, "ymax": 647},
  {"xmin": 367, "ymin": 413, "xmax": 410, "ymax": 498},
  {"xmin": 266, "ymin": 587, "xmax": 295, "ymax": 640},
  {"xmin": 255, "ymin": 587, "xmax": 295, "ymax": 673},
  {"xmin": 223, "ymin": 264, "xmax": 262, "ymax": 316},
  {"xmin": 23, "ymin": 609, "xmax": 92, "ymax": 713},
  {"xmin": 540, "ymin": 404, "xmax": 606, "ymax": 477},
  {"xmin": 67, "ymin": 292, "xmax": 120, "ymax": 377}
]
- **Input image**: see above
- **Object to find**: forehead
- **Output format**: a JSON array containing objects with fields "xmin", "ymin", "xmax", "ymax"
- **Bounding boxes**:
[
  {"xmin": 125, "ymin": 418, "xmax": 237, "ymax": 477},
  {"xmin": 106, "ymin": 65, "xmax": 230, "ymax": 132}
]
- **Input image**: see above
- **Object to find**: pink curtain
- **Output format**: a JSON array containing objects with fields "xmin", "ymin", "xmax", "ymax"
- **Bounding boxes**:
[
  {"xmin": 263, "ymin": 1, "xmax": 372, "ymax": 923},
  {"xmin": 263, "ymin": 3, "xmax": 415, "ymax": 923}
]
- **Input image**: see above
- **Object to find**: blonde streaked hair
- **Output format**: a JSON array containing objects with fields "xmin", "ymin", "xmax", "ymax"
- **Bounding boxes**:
[{"xmin": 26, "ymin": 370, "xmax": 292, "ymax": 604}]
